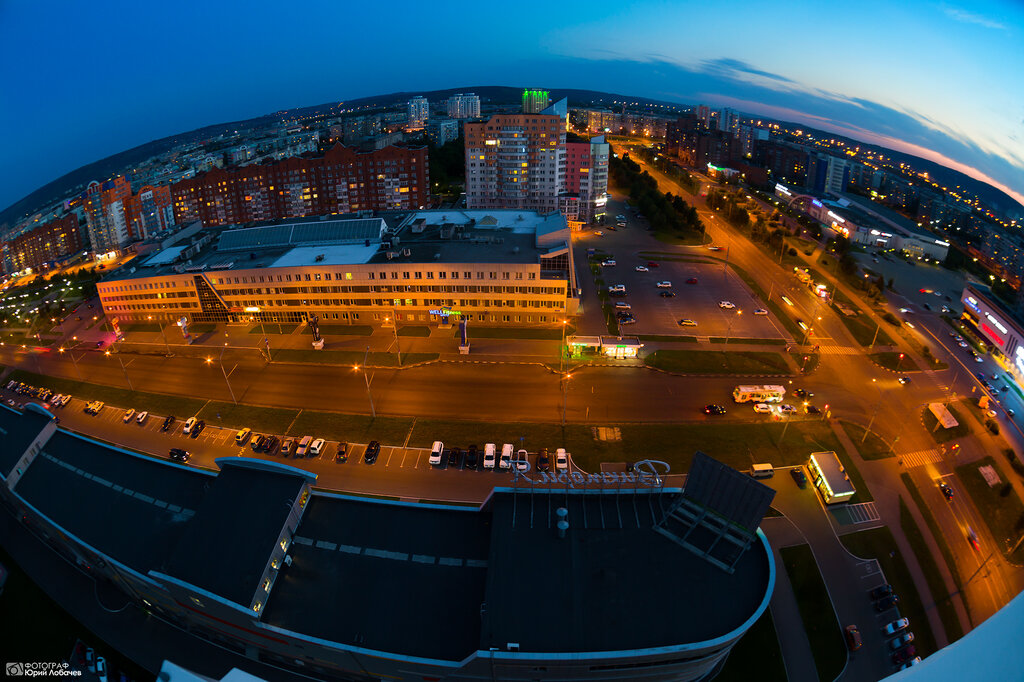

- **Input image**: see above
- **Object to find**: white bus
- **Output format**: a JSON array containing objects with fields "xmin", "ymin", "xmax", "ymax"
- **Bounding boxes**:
[{"xmin": 733, "ymin": 385, "xmax": 786, "ymax": 403}]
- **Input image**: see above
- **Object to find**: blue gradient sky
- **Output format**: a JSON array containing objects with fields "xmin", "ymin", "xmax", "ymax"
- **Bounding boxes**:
[{"xmin": 1, "ymin": 0, "xmax": 1022, "ymax": 213}]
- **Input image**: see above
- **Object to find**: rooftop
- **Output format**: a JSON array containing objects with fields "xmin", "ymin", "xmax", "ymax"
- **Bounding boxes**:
[
  {"xmin": 163, "ymin": 461, "xmax": 310, "ymax": 607},
  {"xmin": 0, "ymin": 404, "xmax": 54, "ymax": 478},
  {"xmin": 14, "ymin": 431, "xmax": 212, "ymax": 574}
]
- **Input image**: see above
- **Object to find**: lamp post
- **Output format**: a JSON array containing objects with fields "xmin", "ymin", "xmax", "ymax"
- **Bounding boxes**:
[
  {"xmin": 148, "ymin": 315, "xmax": 171, "ymax": 356},
  {"xmin": 355, "ymin": 345, "xmax": 376, "ymax": 417},
  {"xmin": 561, "ymin": 319, "xmax": 568, "ymax": 373},
  {"xmin": 207, "ymin": 343, "xmax": 236, "ymax": 404},
  {"xmin": 58, "ymin": 346, "xmax": 83, "ymax": 381},
  {"xmin": 388, "ymin": 309, "xmax": 401, "ymax": 367},
  {"xmin": 104, "ymin": 350, "xmax": 133, "ymax": 392},
  {"xmin": 562, "ymin": 372, "xmax": 572, "ymax": 426},
  {"xmin": 863, "ymin": 378, "xmax": 883, "ymax": 442},
  {"xmin": 896, "ymin": 353, "xmax": 905, "ymax": 373},
  {"xmin": 245, "ymin": 306, "xmax": 271, "ymax": 361},
  {"xmin": 725, "ymin": 310, "xmax": 742, "ymax": 347}
]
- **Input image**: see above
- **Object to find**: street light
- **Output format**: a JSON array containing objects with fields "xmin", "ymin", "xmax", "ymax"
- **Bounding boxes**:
[
  {"xmin": 354, "ymin": 346, "xmax": 376, "ymax": 418},
  {"xmin": 896, "ymin": 353, "xmax": 905, "ymax": 373},
  {"xmin": 207, "ymin": 343, "xmax": 236, "ymax": 404},
  {"xmin": 725, "ymin": 310, "xmax": 742, "ymax": 347},
  {"xmin": 561, "ymin": 319, "xmax": 569, "ymax": 373},
  {"xmin": 562, "ymin": 372, "xmax": 572, "ymax": 426},
  {"xmin": 104, "ymin": 349, "xmax": 133, "ymax": 392},
  {"xmin": 863, "ymin": 378, "xmax": 883, "ymax": 442},
  {"xmin": 58, "ymin": 346, "xmax": 83, "ymax": 381},
  {"xmin": 148, "ymin": 315, "xmax": 171, "ymax": 356}
]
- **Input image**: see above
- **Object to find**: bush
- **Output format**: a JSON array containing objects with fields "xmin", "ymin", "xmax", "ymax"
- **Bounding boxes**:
[
  {"xmin": 1001, "ymin": 483, "xmax": 1013, "ymax": 498},
  {"xmin": 987, "ymin": 419, "xmax": 1000, "ymax": 435},
  {"xmin": 790, "ymin": 248, "xmax": 798, "ymax": 256},
  {"xmin": 882, "ymin": 312, "xmax": 901, "ymax": 326}
]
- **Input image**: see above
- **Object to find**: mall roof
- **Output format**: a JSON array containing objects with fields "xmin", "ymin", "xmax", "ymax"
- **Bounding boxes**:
[{"xmin": 0, "ymin": 404, "xmax": 54, "ymax": 478}]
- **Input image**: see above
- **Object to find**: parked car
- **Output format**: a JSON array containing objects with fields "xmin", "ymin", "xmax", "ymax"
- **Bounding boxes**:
[
  {"xmin": 871, "ymin": 584, "xmax": 894, "ymax": 600},
  {"xmin": 753, "ymin": 308, "xmax": 768, "ymax": 315},
  {"xmin": 804, "ymin": 404, "xmax": 821, "ymax": 414},
  {"xmin": 190, "ymin": 419, "xmax": 205, "ymax": 438},
  {"xmin": 685, "ymin": 277, "xmax": 698, "ymax": 284},
  {"xmin": 499, "ymin": 446, "xmax": 512, "ymax": 470},
  {"xmin": 678, "ymin": 319, "xmax": 698, "ymax": 327},
  {"xmin": 136, "ymin": 410, "xmax": 148, "ymax": 424},
  {"xmin": 884, "ymin": 618, "xmax": 910, "ymax": 636},
  {"xmin": 890, "ymin": 632, "xmax": 915, "ymax": 650},
  {"xmin": 364, "ymin": 440, "xmax": 381, "ymax": 464},
  {"xmin": 263, "ymin": 435, "xmax": 279, "ymax": 454},
  {"xmin": 619, "ymin": 316, "xmax": 636, "ymax": 325},
  {"xmin": 536, "ymin": 448, "xmax": 550, "ymax": 472},
  {"xmin": 875, "ymin": 594, "xmax": 900, "ymax": 611},
  {"xmin": 602, "ymin": 259, "xmax": 617, "ymax": 267},
  {"xmin": 615, "ymin": 301, "xmax": 631, "ymax": 310},
  {"xmin": 703, "ymin": 404, "xmax": 726, "ymax": 415},
  {"xmin": 168, "ymin": 448, "xmax": 190, "ymax": 463},
  {"xmin": 845, "ymin": 625, "xmax": 862, "ymax": 651},
  {"xmin": 250, "ymin": 434, "xmax": 265, "ymax": 452},
  {"xmin": 123, "ymin": 408, "xmax": 135, "ymax": 423},
  {"xmin": 753, "ymin": 403, "xmax": 772, "ymax": 413},
  {"xmin": 892, "ymin": 645, "xmax": 917, "ymax": 665},
  {"xmin": 335, "ymin": 442, "xmax": 348, "ymax": 462},
  {"xmin": 719, "ymin": 301, "xmax": 735, "ymax": 309},
  {"xmin": 791, "ymin": 467, "xmax": 808, "ymax": 488},
  {"xmin": 659, "ymin": 291, "xmax": 676, "ymax": 297},
  {"xmin": 483, "ymin": 444, "xmax": 497, "ymax": 470},
  {"xmin": 448, "ymin": 447, "xmax": 461, "ymax": 467},
  {"xmin": 635, "ymin": 266, "xmax": 649, "ymax": 272},
  {"xmin": 183, "ymin": 417, "xmax": 198, "ymax": 434},
  {"xmin": 162, "ymin": 415, "xmax": 175, "ymax": 432},
  {"xmin": 309, "ymin": 438, "xmax": 326, "ymax": 457},
  {"xmin": 555, "ymin": 448, "xmax": 568, "ymax": 470},
  {"xmin": 778, "ymin": 404, "xmax": 798, "ymax": 414},
  {"xmin": 281, "ymin": 437, "xmax": 294, "ymax": 457},
  {"xmin": 656, "ymin": 281, "xmax": 672, "ymax": 288},
  {"xmin": 235, "ymin": 427, "xmax": 252, "ymax": 445},
  {"xmin": 429, "ymin": 441, "xmax": 444, "ymax": 466},
  {"xmin": 515, "ymin": 449, "xmax": 530, "ymax": 471},
  {"xmin": 465, "ymin": 444, "xmax": 479, "ymax": 468}
]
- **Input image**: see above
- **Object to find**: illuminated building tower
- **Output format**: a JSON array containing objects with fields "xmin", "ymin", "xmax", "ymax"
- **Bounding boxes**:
[{"xmin": 522, "ymin": 89, "xmax": 550, "ymax": 114}]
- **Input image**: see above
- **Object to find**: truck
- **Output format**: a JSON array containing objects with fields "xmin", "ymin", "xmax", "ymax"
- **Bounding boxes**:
[{"xmin": 733, "ymin": 385, "xmax": 786, "ymax": 403}]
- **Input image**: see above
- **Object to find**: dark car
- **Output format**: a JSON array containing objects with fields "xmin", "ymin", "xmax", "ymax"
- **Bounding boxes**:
[
  {"xmin": 704, "ymin": 404, "xmax": 726, "ymax": 415},
  {"xmin": 791, "ymin": 467, "xmax": 808, "ymax": 488},
  {"xmin": 263, "ymin": 435, "xmax": 279, "ymax": 454},
  {"xmin": 616, "ymin": 310, "xmax": 633, "ymax": 319},
  {"xmin": 939, "ymin": 481, "xmax": 954, "ymax": 500},
  {"xmin": 875, "ymin": 594, "xmax": 900, "ymax": 611},
  {"xmin": 804, "ymin": 404, "xmax": 820, "ymax": 414},
  {"xmin": 794, "ymin": 388, "xmax": 809, "ymax": 398},
  {"xmin": 364, "ymin": 440, "xmax": 381, "ymax": 464},
  {"xmin": 845, "ymin": 625, "xmax": 862, "ymax": 652},
  {"xmin": 871, "ymin": 584, "xmax": 894, "ymax": 600},
  {"xmin": 189, "ymin": 420, "xmax": 206, "ymax": 438},
  {"xmin": 448, "ymin": 447, "xmax": 461, "ymax": 467},
  {"xmin": 898, "ymin": 376, "xmax": 911, "ymax": 385},
  {"xmin": 686, "ymin": 277, "xmax": 698, "ymax": 284},
  {"xmin": 168, "ymin": 448, "xmax": 190, "ymax": 463},
  {"xmin": 335, "ymin": 442, "xmax": 349, "ymax": 462},
  {"xmin": 892, "ymin": 645, "xmax": 917, "ymax": 665},
  {"xmin": 659, "ymin": 290, "xmax": 676, "ymax": 297},
  {"xmin": 161, "ymin": 415, "xmax": 175, "ymax": 432},
  {"xmin": 537, "ymin": 448, "xmax": 550, "ymax": 472},
  {"xmin": 250, "ymin": 435, "xmax": 265, "ymax": 452},
  {"xmin": 465, "ymin": 445, "xmax": 479, "ymax": 469}
]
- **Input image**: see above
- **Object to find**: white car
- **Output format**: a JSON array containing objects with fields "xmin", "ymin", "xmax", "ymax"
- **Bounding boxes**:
[
  {"xmin": 615, "ymin": 301, "xmax": 631, "ymax": 310},
  {"xmin": 602, "ymin": 259, "xmax": 616, "ymax": 267},
  {"xmin": 555, "ymin": 448, "xmax": 569, "ymax": 470},
  {"xmin": 719, "ymin": 301, "xmax": 735, "ymax": 309},
  {"xmin": 95, "ymin": 657, "xmax": 107, "ymax": 682},
  {"xmin": 483, "ymin": 445, "xmax": 496, "ymax": 469},
  {"xmin": 635, "ymin": 265, "xmax": 648, "ymax": 272},
  {"xmin": 595, "ymin": 230, "xmax": 604, "ymax": 236},
  {"xmin": 753, "ymin": 308, "xmax": 768, "ymax": 316},
  {"xmin": 975, "ymin": 356, "xmax": 984, "ymax": 363},
  {"xmin": 499, "ymin": 448, "xmax": 512, "ymax": 470},
  {"xmin": 122, "ymin": 408, "xmax": 135, "ymax": 423},
  {"xmin": 656, "ymin": 281, "xmax": 672, "ymax": 288},
  {"xmin": 753, "ymin": 403, "xmax": 773, "ymax": 413},
  {"xmin": 884, "ymin": 618, "xmax": 910, "ymax": 636},
  {"xmin": 515, "ymin": 448, "xmax": 530, "ymax": 471},
  {"xmin": 890, "ymin": 632, "xmax": 915, "ymax": 650},
  {"xmin": 183, "ymin": 416, "xmax": 197, "ymax": 434},
  {"xmin": 429, "ymin": 441, "xmax": 444, "ymax": 465},
  {"xmin": 778, "ymin": 404, "xmax": 798, "ymax": 414},
  {"xmin": 136, "ymin": 411, "xmax": 149, "ymax": 424},
  {"xmin": 310, "ymin": 438, "xmax": 326, "ymax": 457},
  {"xmin": 986, "ymin": 409, "xmax": 998, "ymax": 418}
]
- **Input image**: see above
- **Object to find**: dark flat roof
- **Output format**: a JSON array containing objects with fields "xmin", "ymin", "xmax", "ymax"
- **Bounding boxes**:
[
  {"xmin": 262, "ymin": 496, "xmax": 491, "ymax": 661},
  {"xmin": 14, "ymin": 431, "xmax": 212, "ymax": 574},
  {"xmin": 163, "ymin": 464, "xmax": 307, "ymax": 607},
  {"xmin": 479, "ymin": 491, "xmax": 772, "ymax": 654},
  {"xmin": 0, "ymin": 405, "xmax": 52, "ymax": 478}
]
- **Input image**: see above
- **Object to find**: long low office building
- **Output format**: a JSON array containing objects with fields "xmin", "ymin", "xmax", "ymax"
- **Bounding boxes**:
[
  {"xmin": 96, "ymin": 210, "xmax": 579, "ymax": 329},
  {"xmin": 0, "ymin": 406, "xmax": 776, "ymax": 681}
]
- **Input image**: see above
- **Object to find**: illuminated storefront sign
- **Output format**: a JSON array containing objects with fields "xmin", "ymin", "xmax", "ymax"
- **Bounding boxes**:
[
  {"xmin": 429, "ymin": 307, "xmax": 462, "ymax": 316},
  {"xmin": 985, "ymin": 313, "xmax": 1008, "ymax": 335},
  {"xmin": 1016, "ymin": 347, "xmax": 1024, "ymax": 376},
  {"xmin": 827, "ymin": 211, "xmax": 845, "ymax": 223},
  {"xmin": 775, "ymin": 183, "xmax": 792, "ymax": 197},
  {"xmin": 812, "ymin": 199, "xmax": 823, "ymax": 208},
  {"xmin": 935, "ymin": 239, "xmax": 950, "ymax": 246},
  {"xmin": 964, "ymin": 296, "xmax": 980, "ymax": 313}
]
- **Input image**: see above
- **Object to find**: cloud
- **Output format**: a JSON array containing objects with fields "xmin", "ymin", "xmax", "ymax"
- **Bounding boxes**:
[
  {"xmin": 700, "ymin": 58, "xmax": 796, "ymax": 85},
  {"xmin": 942, "ymin": 5, "xmax": 1007, "ymax": 30}
]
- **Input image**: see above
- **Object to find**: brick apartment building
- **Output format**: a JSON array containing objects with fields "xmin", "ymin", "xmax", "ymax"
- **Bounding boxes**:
[
  {"xmin": 170, "ymin": 143, "xmax": 428, "ymax": 227},
  {"xmin": 1, "ymin": 213, "xmax": 83, "ymax": 274}
]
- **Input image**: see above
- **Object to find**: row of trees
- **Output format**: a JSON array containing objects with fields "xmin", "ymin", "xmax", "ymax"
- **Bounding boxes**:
[{"xmin": 609, "ymin": 154, "xmax": 704, "ymax": 236}]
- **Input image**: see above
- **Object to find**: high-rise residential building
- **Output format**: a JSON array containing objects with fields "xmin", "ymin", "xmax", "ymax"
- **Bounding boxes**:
[
  {"xmin": 446, "ymin": 93, "xmax": 480, "ymax": 119},
  {"xmin": 129, "ymin": 184, "xmax": 175, "ymax": 238},
  {"xmin": 718, "ymin": 107, "xmax": 738, "ymax": 133},
  {"xmin": 825, "ymin": 157, "xmax": 851, "ymax": 194},
  {"xmin": 81, "ymin": 176, "xmax": 133, "ymax": 253},
  {"xmin": 736, "ymin": 125, "xmax": 769, "ymax": 157},
  {"xmin": 561, "ymin": 135, "xmax": 609, "ymax": 223},
  {"xmin": 464, "ymin": 107, "xmax": 565, "ymax": 213},
  {"xmin": 696, "ymin": 104, "xmax": 712, "ymax": 129},
  {"xmin": 170, "ymin": 143, "xmax": 429, "ymax": 227},
  {"xmin": 1, "ymin": 213, "xmax": 83, "ymax": 275},
  {"xmin": 407, "ymin": 96, "xmax": 429, "ymax": 129},
  {"xmin": 426, "ymin": 118, "xmax": 459, "ymax": 146},
  {"xmin": 522, "ymin": 89, "xmax": 550, "ymax": 114}
]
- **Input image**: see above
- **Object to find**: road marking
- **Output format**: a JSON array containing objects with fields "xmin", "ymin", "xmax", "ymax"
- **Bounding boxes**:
[{"xmin": 901, "ymin": 449, "xmax": 942, "ymax": 468}]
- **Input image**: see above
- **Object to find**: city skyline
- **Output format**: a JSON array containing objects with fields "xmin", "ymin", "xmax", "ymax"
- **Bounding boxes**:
[{"xmin": 1, "ymin": 0, "xmax": 1022, "ymax": 213}]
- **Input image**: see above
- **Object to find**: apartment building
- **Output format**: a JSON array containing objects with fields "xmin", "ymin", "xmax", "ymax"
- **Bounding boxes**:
[{"xmin": 1, "ymin": 213, "xmax": 83, "ymax": 274}]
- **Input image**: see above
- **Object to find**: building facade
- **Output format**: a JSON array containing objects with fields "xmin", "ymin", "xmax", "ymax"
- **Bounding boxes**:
[
  {"xmin": 464, "ymin": 112, "xmax": 566, "ymax": 213},
  {"xmin": 1, "ymin": 213, "xmax": 83, "ymax": 275},
  {"xmin": 170, "ymin": 144, "xmax": 428, "ymax": 227},
  {"xmin": 446, "ymin": 93, "xmax": 480, "ymax": 119},
  {"xmin": 522, "ymin": 89, "xmax": 550, "ymax": 114},
  {"xmin": 96, "ymin": 211, "xmax": 578, "ymax": 328},
  {"xmin": 407, "ymin": 96, "xmax": 429, "ymax": 129},
  {"xmin": 81, "ymin": 177, "xmax": 133, "ymax": 253},
  {"xmin": 426, "ymin": 118, "xmax": 459, "ymax": 146},
  {"xmin": 562, "ymin": 136, "xmax": 609, "ymax": 223}
]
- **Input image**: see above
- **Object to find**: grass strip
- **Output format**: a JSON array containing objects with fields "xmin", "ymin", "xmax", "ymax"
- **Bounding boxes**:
[
  {"xmin": 839, "ymin": 421, "xmax": 894, "ymax": 460},
  {"xmin": 303, "ymin": 324, "xmax": 374, "ymax": 336},
  {"xmin": 396, "ymin": 326, "xmax": 432, "ymax": 337},
  {"xmin": 898, "ymin": 496, "xmax": 965, "ymax": 643},
  {"xmin": 922, "ymin": 403, "xmax": 971, "ymax": 443},
  {"xmin": 869, "ymin": 352, "xmax": 920, "ymax": 372},
  {"xmin": 645, "ymin": 349, "xmax": 789, "ymax": 375},
  {"xmin": 839, "ymin": 526, "xmax": 938, "ymax": 657},
  {"xmin": 954, "ymin": 456, "xmax": 1024, "ymax": 563},
  {"xmin": 708, "ymin": 337, "xmax": 788, "ymax": 345},
  {"xmin": 452, "ymin": 326, "xmax": 575, "ymax": 340},
  {"xmin": 779, "ymin": 544, "xmax": 846, "ymax": 682},
  {"xmin": 730, "ymin": 264, "xmax": 803, "ymax": 339},
  {"xmin": 836, "ymin": 311, "xmax": 895, "ymax": 347},
  {"xmin": 271, "ymin": 349, "xmax": 439, "ymax": 366},
  {"xmin": 197, "ymin": 403, "xmax": 299, "ymax": 435},
  {"xmin": 636, "ymin": 334, "xmax": 699, "ymax": 343},
  {"xmin": 246, "ymin": 323, "xmax": 299, "ymax": 335},
  {"xmin": 900, "ymin": 472, "xmax": 970, "ymax": 627},
  {"xmin": 288, "ymin": 410, "xmax": 413, "ymax": 445}
]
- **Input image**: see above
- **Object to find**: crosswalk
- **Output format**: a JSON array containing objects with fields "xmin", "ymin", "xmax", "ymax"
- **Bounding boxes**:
[
  {"xmin": 814, "ymin": 342, "xmax": 859, "ymax": 355},
  {"xmin": 845, "ymin": 502, "xmax": 880, "ymax": 524},
  {"xmin": 898, "ymin": 449, "xmax": 943, "ymax": 468}
]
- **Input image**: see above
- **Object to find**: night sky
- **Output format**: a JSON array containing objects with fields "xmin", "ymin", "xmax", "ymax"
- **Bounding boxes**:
[{"xmin": 1, "ymin": 0, "xmax": 1022, "ymax": 212}]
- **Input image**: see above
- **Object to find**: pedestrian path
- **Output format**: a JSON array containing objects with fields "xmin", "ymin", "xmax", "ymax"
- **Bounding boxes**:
[
  {"xmin": 815, "ymin": 341, "xmax": 859, "ymax": 355},
  {"xmin": 831, "ymin": 501, "xmax": 881, "ymax": 526},
  {"xmin": 899, "ymin": 448, "xmax": 942, "ymax": 468}
]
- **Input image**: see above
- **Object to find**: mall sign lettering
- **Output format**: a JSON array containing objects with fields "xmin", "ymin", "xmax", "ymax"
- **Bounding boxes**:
[{"xmin": 511, "ymin": 459, "xmax": 671, "ymax": 488}]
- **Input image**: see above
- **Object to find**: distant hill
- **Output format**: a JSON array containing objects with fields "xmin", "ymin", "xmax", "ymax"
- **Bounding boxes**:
[{"xmin": 4, "ymin": 85, "xmax": 1017, "ymax": 228}]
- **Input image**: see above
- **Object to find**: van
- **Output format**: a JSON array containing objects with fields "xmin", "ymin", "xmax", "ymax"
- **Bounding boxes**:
[
  {"xmin": 429, "ymin": 441, "xmax": 444, "ymax": 466},
  {"xmin": 751, "ymin": 463, "xmax": 774, "ymax": 479},
  {"xmin": 483, "ymin": 443, "xmax": 496, "ymax": 469},
  {"xmin": 499, "ymin": 443, "xmax": 513, "ymax": 470},
  {"xmin": 296, "ymin": 436, "xmax": 313, "ymax": 457}
]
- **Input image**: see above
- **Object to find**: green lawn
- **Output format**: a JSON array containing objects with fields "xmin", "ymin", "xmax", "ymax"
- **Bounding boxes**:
[
  {"xmin": 838, "ymin": 313, "xmax": 895, "ymax": 347},
  {"xmin": 955, "ymin": 456, "xmax": 1024, "ymax": 562},
  {"xmin": 779, "ymin": 544, "xmax": 846, "ymax": 682},
  {"xmin": 455, "ymin": 326, "xmax": 575, "ymax": 340},
  {"xmin": 288, "ymin": 410, "xmax": 413, "ymax": 445},
  {"xmin": 645, "ymin": 350, "xmax": 789, "ymax": 375},
  {"xmin": 188, "ymin": 323, "xmax": 218, "ymax": 334},
  {"xmin": 708, "ymin": 337, "xmax": 788, "ymax": 345},
  {"xmin": 791, "ymin": 351, "xmax": 820, "ymax": 374},
  {"xmin": 898, "ymin": 495, "xmax": 965, "ymax": 642},
  {"xmin": 246, "ymin": 323, "xmax": 299, "ymax": 334},
  {"xmin": 839, "ymin": 421, "xmax": 894, "ymax": 460},
  {"xmin": 715, "ymin": 610, "xmax": 785, "ymax": 682},
  {"xmin": 840, "ymin": 526, "xmax": 938, "ymax": 657},
  {"xmin": 271, "ymin": 349, "xmax": 439, "ymax": 366},
  {"xmin": 118, "ymin": 322, "xmax": 162, "ymax": 333},
  {"xmin": 197, "ymin": 402, "xmax": 300, "ymax": 435},
  {"xmin": 397, "ymin": 326, "xmax": 432, "ymax": 337},
  {"xmin": 869, "ymin": 351, "xmax": 920, "ymax": 372},
  {"xmin": 922, "ymin": 403, "xmax": 972, "ymax": 443},
  {"xmin": 306, "ymin": 324, "xmax": 374, "ymax": 336}
]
